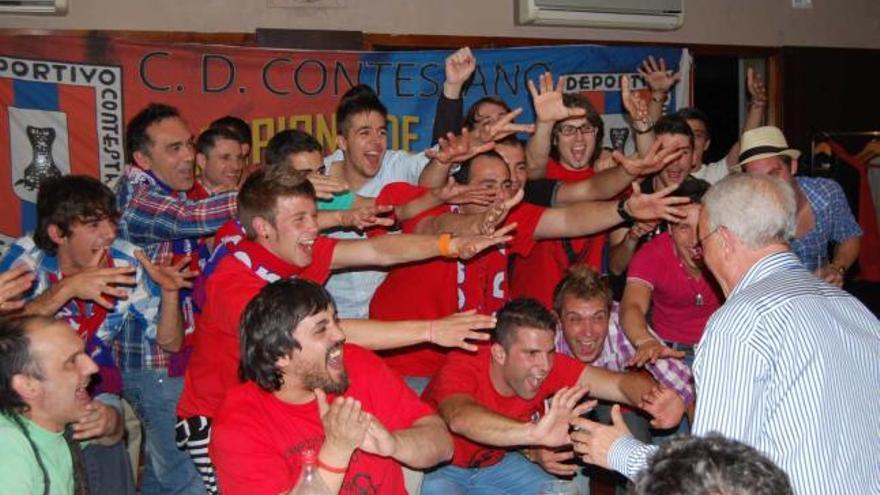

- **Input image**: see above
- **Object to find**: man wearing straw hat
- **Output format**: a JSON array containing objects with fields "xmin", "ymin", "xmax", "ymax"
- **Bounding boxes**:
[{"xmin": 737, "ymin": 126, "xmax": 862, "ymax": 287}]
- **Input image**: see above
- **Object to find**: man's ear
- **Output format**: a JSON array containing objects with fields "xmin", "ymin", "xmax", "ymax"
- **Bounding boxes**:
[
  {"xmin": 336, "ymin": 134, "xmax": 348, "ymax": 154},
  {"xmin": 11, "ymin": 374, "xmax": 39, "ymax": 402},
  {"xmin": 133, "ymin": 150, "xmax": 151, "ymax": 170},
  {"xmin": 703, "ymin": 138, "xmax": 711, "ymax": 152},
  {"xmin": 252, "ymin": 216, "xmax": 272, "ymax": 240},
  {"xmin": 195, "ymin": 152, "xmax": 208, "ymax": 171},
  {"xmin": 790, "ymin": 159, "xmax": 798, "ymax": 177},
  {"xmin": 490, "ymin": 342, "xmax": 507, "ymax": 366},
  {"xmin": 717, "ymin": 226, "xmax": 735, "ymax": 256},
  {"xmin": 46, "ymin": 224, "xmax": 66, "ymax": 247}
]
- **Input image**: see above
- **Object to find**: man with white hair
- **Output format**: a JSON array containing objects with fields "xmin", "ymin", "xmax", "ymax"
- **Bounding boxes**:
[{"xmin": 570, "ymin": 173, "xmax": 880, "ymax": 495}]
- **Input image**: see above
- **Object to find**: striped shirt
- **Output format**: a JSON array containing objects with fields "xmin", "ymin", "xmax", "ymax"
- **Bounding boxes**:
[
  {"xmin": 608, "ymin": 251, "xmax": 880, "ymax": 495},
  {"xmin": 0, "ymin": 236, "xmax": 165, "ymax": 371},
  {"xmin": 555, "ymin": 302, "xmax": 694, "ymax": 405}
]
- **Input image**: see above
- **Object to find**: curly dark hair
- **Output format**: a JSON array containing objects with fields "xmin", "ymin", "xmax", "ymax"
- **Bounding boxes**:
[
  {"xmin": 239, "ymin": 279, "xmax": 336, "ymax": 392},
  {"xmin": 33, "ymin": 175, "xmax": 118, "ymax": 255}
]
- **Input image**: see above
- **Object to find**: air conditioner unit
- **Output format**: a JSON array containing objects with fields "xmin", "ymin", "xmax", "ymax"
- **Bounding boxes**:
[
  {"xmin": 517, "ymin": 0, "xmax": 684, "ymax": 31},
  {"xmin": 0, "ymin": 0, "xmax": 68, "ymax": 15}
]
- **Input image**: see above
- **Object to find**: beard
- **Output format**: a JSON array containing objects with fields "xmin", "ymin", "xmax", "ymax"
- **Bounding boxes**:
[{"xmin": 299, "ymin": 343, "xmax": 350, "ymax": 394}]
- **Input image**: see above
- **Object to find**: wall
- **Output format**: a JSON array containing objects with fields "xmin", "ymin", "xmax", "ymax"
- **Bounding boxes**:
[{"xmin": 1, "ymin": 0, "xmax": 879, "ymax": 50}]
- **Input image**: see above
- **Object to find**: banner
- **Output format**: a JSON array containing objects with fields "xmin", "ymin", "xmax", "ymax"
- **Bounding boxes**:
[{"xmin": 0, "ymin": 34, "xmax": 689, "ymax": 251}]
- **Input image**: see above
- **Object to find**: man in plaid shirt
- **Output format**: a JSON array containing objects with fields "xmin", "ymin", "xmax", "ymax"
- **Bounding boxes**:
[{"xmin": 114, "ymin": 103, "xmax": 237, "ymax": 495}]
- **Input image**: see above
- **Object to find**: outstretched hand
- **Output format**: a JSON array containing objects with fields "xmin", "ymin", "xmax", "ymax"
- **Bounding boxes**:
[
  {"xmin": 746, "ymin": 67, "xmax": 768, "ymax": 108},
  {"xmin": 427, "ymin": 129, "xmax": 496, "ymax": 165},
  {"xmin": 428, "ymin": 309, "xmax": 495, "ymax": 352},
  {"xmin": 623, "ymin": 181, "xmax": 690, "ymax": 223},
  {"xmin": 444, "ymin": 47, "xmax": 477, "ymax": 96},
  {"xmin": 637, "ymin": 56, "xmax": 681, "ymax": 95},
  {"xmin": 611, "ymin": 138, "xmax": 684, "ymax": 177},
  {"xmin": 135, "ymin": 250, "xmax": 196, "ymax": 292},
  {"xmin": 478, "ymin": 188, "xmax": 524, "ymax": 235},
  {"xmin": 570, "ymin": 404, "xmax": 632, "ymax": 469},
  {"xmin": 528, "ymin": 72, "xmax": 585, "ymax": 124},
  {"xmin": 625, "ymin": 338, "xmax": 686, "ymax": 367},
  {"xmin": 450, "ymin": 222, "xmax": 517, "ymax": 260},
  {"xmin": 0, "ymin": 264, "xmax": 35, "ymax": 313},
  {"xmin": 528, "ymin": 385, "xmax": 595, "ymax": 448},
  {"xmin": 621, "ymin": 76, "xmax": 650, "ymax": 125}
]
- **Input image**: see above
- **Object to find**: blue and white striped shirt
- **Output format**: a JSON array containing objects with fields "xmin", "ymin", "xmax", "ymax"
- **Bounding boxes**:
[{"xmin": 608, "ymin": 251, "xmax": 880, "ymax": 495}]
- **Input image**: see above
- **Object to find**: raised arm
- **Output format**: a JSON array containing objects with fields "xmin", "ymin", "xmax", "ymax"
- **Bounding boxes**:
[
  {"xmin": 724, "ymin": 67, "xmax": 768, "ymax": 168},
  {"xmin": 525, "ymin": 72, "xmax": 585, "ymax": 179},
  {"xmin": 638, "ymin": 56, "xmax": 681, "ymax": 127},
  {"xmin": 431, "ymin": 47, "xmax": 476, "ymax": 143},
  {"xmin": 622, "ymin": 75, "xmax": 658, "ymax": 159}
]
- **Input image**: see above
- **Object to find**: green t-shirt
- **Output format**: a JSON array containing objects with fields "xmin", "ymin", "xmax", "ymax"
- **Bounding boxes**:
[{"xmin": 0, "ymin": 413, "xmax": 73, "ymax": 495}]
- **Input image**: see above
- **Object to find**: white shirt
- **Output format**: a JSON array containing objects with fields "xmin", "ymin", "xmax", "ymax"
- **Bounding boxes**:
[
  {"xmin": 321, "ymin": 148, "xmax": 430, "ymax": 319},
  {"xmin": 691, "ymin": 157, "xmax": 730, "ymax": 184},
  {"xmin": 608, "ymin": 251, "xmax": 880, "ymax": 495}
]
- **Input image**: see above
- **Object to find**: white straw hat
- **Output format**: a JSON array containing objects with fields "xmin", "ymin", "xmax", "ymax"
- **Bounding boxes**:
[{"xmin": 738, "ymin": 126, "xmax": 801, "ymax": 167}]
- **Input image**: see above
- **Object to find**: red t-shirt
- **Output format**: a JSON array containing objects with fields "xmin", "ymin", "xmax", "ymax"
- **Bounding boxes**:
[
  {"xmin": 176, "ymin": 237, "xmax": 337, "ymax": 419},
  {"xmin": 422, "ymin": 347, "xmax": 584, "ymax": 468},
  {"xmin": 370, "ymin": 183, "xmax": 544, "ymax": 378},
  {"xmin": 210, "ymin": 344, "xmax": 434, "ymax": 495},
  {"xmin": 509, "ymin": 159, "xmax": 607, "ymax": 309},
  {"xmin": 626, "ymin": 231, "xmax": 722, "ymax": 345}
]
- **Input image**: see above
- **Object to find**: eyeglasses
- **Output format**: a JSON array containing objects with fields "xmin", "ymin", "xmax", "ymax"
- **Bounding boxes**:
[
  {"xmin": 556, "ymin": 124, "xmax": 597, "ymax": 136},
  {"xmin": 698, "ymin": 227, "xmax": 719, "ymax": 245}
]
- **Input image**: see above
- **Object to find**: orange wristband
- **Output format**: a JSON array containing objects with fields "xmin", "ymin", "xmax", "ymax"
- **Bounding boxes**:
[
  {"xmin": 438, "ymin": 233, "xmax": 453, "ymax": 257},
  {"xmin": 317, "ymin": 457, "xmax": 347, "ymax": 474}
]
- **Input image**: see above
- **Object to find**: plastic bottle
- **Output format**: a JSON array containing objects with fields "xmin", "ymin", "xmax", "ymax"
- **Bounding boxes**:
[{"xmin": 289, "ymin": 449, "xmax": 332, "ymax": 495}]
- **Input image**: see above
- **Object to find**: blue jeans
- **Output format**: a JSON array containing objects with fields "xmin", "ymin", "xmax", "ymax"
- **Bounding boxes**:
[
  {"xmin": 122, "ymin": 369, "xmax": 206, "ymax": 495},
  {"xmin": 421, "ymin": 452, "xmax": 555, "ymax": 495}
]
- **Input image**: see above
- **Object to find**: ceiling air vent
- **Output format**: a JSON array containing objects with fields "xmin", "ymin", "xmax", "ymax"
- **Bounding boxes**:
[
  {"xmin": 0, "ymin": 0, "xmax": 68, "ymax": 15},
  {"xmin": 517, "ymin": 0, "xmax": 684, "ymax": 31}
]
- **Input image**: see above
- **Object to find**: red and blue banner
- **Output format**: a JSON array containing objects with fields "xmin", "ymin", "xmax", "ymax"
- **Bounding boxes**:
[{"xmin": 0, "ymin": 34, "xmax": 689, "ymax": 251}]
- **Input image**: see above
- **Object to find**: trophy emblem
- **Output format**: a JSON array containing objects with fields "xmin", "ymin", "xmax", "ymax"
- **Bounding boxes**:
[{"xmin": 15, "ymin": 125, "xmax": 63, "ymax": 192}]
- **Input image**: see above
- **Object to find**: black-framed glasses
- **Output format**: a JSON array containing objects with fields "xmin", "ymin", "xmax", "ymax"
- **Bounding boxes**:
[{"xmin": 556, "ymin": 124, "xmax": 597, "ymax": 136}]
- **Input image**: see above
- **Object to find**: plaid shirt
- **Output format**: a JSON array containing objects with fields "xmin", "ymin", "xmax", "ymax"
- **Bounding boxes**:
[
  {"xmin": 793, "ymin": 177, "xmax": 863, "ymax": 272},
  {"xmin": 114, "ymin": 164, "xmax": 237, "ymax": 370},
  {"xmin": 555, "ymin": 302, "xmax": 695, "ymax": 405},
  {"xmin": 0, "ymin": 236, "xmax": 164, "ymax": 372},
  {"xmin": 114, "ymin": 164, "xmax": 237, "ymax": 264}
]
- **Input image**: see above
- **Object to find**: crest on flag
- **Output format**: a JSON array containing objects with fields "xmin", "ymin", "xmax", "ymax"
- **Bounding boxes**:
[{"xmin": 0, "ymin": 56, "xmax": 124, "ymax": 255}]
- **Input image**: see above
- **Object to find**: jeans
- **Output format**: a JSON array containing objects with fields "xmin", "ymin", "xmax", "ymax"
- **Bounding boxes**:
[
  {"xmin": 421, "ymin": 452, "xmax": 555, "ymax": 495},
  {"xmin": 122, "ymin": 369, "xmax": 206, "ymax": 495}
]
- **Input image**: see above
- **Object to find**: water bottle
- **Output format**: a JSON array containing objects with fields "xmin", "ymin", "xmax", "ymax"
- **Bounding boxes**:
[{"xmin": 289, "ymin": 450, "xmax": 332, "ymax": 495}]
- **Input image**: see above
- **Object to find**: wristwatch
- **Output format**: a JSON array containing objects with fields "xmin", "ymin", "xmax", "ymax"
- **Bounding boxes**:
[{"xmin": 632, "ymin": 118, "xmax": 654, "ymax": 135}]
